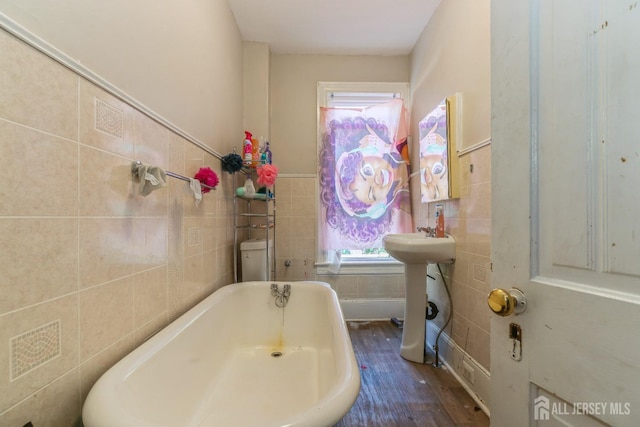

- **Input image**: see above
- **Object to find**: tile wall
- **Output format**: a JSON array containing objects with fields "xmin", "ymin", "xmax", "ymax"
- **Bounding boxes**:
[
  {"xmin": 0, "ymin": 30, "xmax": 235, "ymax": 425},
  {"xmin": 273, "ymin": 176, "xmax": 405, "ymax": 300},
  {"xmin": 420, "ymin": 145, "xmax": 492, "ymax": 370}
]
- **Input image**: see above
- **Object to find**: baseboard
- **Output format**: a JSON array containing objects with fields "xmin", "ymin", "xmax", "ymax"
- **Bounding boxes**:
[
  {"xmin": 340, "ymin": 298, "xmax": 405, "ymax": 321},
  {"xmin": 426, "ymin": 321, "xmax": 491, "ymax": 416}
]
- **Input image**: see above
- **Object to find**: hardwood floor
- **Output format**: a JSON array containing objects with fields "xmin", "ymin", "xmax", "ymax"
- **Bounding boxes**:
[{"xmin": 334, "ymin": 321, "xmax": 490, "ymax": 427}]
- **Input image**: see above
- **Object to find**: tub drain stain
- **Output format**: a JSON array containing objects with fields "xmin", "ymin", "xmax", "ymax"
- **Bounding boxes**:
[{"xmin": 271, "ymin": 351, "xmax": 283, "ymax": 358}]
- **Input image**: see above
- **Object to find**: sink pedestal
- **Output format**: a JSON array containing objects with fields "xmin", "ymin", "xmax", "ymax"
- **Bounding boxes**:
[
  {"xmin": 381, "ymin": 233, "xmax": 455, "ymax": 364},
  {"xmin": 400, "ymin": 263, "xmax": 428, "ymax": 363}
]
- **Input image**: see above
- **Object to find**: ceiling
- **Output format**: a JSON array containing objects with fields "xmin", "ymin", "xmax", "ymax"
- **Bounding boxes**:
[{"xmin": 226, "ymin": 0, "xmax": 442, "ymax": 55}]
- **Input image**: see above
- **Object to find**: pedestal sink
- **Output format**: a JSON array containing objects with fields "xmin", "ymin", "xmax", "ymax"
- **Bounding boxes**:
[{"xmin": 382, "ymin": 233, "xmax": 455, "ymax": 363}]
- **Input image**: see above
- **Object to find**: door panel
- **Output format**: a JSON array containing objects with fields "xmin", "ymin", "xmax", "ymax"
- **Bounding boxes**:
[
  {"xmin": 605, "ymin": 3, "xmax": 640, "ymax": 277},
  {"xmin": 529, "ymin": 282, "xmax": 640, "ymax": 426},
  {"xmin": 539, "ymin": 1, "xmax": 640, "ymax": 283},
  {"xmin": 541, "ymin": 0, "xmax": 592, "ymax": 271}
]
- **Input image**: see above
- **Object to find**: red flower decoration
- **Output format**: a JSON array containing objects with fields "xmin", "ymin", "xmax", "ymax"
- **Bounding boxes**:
[
  {"xmin": 256, "ymin": 164, "xmax": 279, "ymax": 187},
  {"xmin": 194, "ymin": 167, "xmax": 219, "ymax": 193}
]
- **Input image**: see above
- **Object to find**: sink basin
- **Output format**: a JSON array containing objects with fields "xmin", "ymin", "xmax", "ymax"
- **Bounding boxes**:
[
  {"xmin": 383, "ymin": 232, "xmax": 456, "ymax": 363},
  {"xmin": 383, "ymin": 233, "xmax": 455, "ymax": 264}
]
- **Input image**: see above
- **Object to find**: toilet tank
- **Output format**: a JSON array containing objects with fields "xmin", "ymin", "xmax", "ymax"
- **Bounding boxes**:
[{"xmin": 240, "ymin": 238, "xmax": 273, "ymax": 281}]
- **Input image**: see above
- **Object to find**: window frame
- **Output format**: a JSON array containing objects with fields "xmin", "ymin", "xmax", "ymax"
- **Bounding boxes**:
[{"xmin": 315, "ymin": 81, "xmax": 411, "ymax": 275}]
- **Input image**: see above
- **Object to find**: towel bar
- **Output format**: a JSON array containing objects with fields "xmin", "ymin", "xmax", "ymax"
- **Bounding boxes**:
[{"xmin": 131, "ymin": 161, "xmax": 217, "ymax": 191}]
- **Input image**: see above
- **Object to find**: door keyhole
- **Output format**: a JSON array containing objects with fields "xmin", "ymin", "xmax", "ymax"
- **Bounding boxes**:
[{"xmin": 509, "ymin": 323, "xmax": 522, "ymax": 362}]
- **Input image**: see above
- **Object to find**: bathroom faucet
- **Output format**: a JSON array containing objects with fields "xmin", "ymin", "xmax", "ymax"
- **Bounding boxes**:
[
  {"xmin": 417, "ymin": 226, "xmax": 436, "ymax": 237},
  {"xmin": 271, "ymin": 283, "xmax": 291, "ymax": 307}
]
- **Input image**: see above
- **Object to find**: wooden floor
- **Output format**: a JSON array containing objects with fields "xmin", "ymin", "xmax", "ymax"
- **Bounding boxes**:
[{"xmin": 334, "ymin": 321, "xmax": 490, "ymax": 427}]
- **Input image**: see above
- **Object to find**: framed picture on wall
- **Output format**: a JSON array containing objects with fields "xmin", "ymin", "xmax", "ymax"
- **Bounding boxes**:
[{"xmin": 419, "ymin": 94, "xmax": 461, "ymax": 203}]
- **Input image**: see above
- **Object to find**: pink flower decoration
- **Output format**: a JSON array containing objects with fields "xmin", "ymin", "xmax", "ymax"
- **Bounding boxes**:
[
  {"xmin": 256, "ymin": 164, "xmax": 279, "ymax": 187},
  {"xmin": 194, "ymin": 167, "xmax": 219, "ymax": 193}
]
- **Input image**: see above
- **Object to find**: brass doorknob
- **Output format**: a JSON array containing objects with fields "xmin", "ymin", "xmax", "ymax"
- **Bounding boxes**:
[{"xmin": 487, "ymin": 288, "xmax": 526, "ymax": 316}]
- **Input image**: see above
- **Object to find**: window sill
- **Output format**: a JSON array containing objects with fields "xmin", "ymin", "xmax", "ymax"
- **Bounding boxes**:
[{"xmin": 315, "ymin": 260, "xmax": 405, "ymax": 275}]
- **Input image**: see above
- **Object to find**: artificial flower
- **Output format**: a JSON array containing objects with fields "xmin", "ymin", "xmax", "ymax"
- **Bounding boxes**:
[
  {"xmin": 221, "ymin": 153, "xmax": 244, "ymax": 173},
  {"xmin": 194, "ymin": 167, "xmax": 219, "ymax": 193},
  {"xmin": 256, "ymin": 164, "xmax": 279, "ymax": 187}
]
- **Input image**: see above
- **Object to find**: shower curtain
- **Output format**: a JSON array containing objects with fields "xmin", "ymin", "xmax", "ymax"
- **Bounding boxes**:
[{"xmin": 318, "ymin": 99, "xmax": 413, "ymax": 256}]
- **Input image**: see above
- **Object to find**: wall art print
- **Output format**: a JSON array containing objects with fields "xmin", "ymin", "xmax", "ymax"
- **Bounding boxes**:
[{"xmin": 419, "ymin": 98, "xmax": 449, "ymax": 203}]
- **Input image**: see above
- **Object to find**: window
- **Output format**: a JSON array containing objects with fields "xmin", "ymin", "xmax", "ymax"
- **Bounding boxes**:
[{"xmin": 316, "ymin": 82, "xmax": 412, "ymax": 274}]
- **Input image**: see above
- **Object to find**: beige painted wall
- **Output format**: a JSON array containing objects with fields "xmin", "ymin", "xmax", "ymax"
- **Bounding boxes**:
[
  {"xmin": 243, "ymin": 41, "xmax": 271, "ymax": 139},
  {"xmin": 0, "ymin": 0, "xmax": 243, "ymax": 150},
  {"xmin": 409, "ymin": 0, "xmax": 492, "ymax": 384},
  {"xmin": 410, "ymin": 0, "xmax": 491, "ymax": 150},
  {"xmin": 270, "ymin": 54, "xmax": 411, "ymax": 174}
]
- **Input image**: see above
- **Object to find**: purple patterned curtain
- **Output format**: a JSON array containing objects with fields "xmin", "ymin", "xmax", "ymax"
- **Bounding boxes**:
[{"xmin": 318, "ymin": 99, "xmax": 413, "ymax": 253}]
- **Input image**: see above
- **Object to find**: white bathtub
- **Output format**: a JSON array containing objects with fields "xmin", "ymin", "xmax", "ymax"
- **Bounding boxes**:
[{"xmin": 82, "ymin": 281, "xmax": 361, "ymax": 427}]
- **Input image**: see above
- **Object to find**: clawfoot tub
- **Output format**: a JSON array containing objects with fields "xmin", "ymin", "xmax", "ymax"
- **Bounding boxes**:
[{"xmin": 82, "ymin": 281, "xmax": 360, "ymax": 427}]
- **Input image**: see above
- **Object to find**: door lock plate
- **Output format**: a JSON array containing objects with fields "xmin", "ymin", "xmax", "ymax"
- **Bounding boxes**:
[{"xmin": 509, "ymin": 323, "xmax": 522, "ymax": 361}]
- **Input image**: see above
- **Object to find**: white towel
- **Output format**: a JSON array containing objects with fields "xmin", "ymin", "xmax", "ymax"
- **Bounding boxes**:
[
  {"xmin": 327, "ymin": 250, "xmax": 342, "ymax": 274},
  {"xmin": 189, "ymin": 178, "xmax": 202, "ymax": 207},
  {"xmin": 134, "ymin": 164, "xmax": 167, "ymax": 196}
]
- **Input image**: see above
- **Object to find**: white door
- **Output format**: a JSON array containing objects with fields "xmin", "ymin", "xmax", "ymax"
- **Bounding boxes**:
[{"xmin": 491, "ymin": 1, "xmax": 640, "ymax": 426}]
